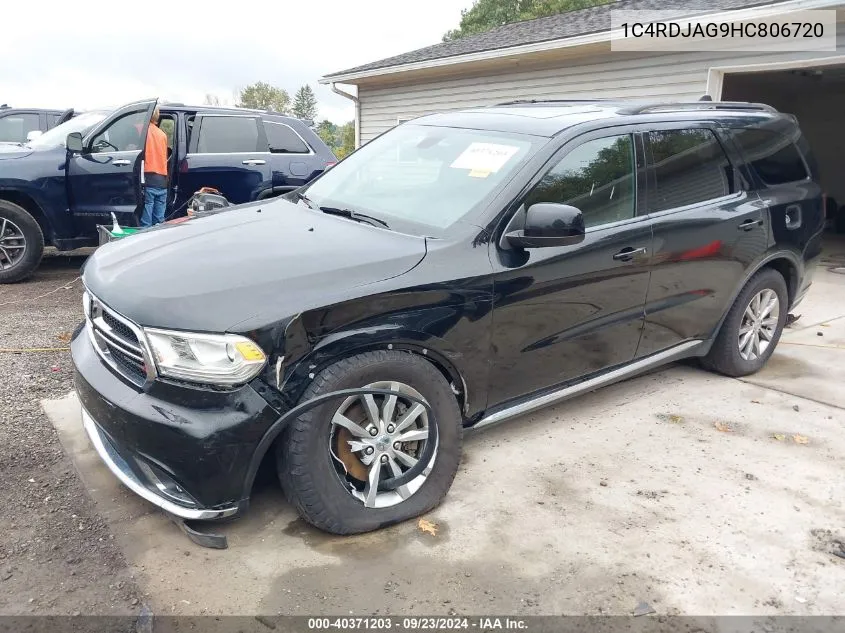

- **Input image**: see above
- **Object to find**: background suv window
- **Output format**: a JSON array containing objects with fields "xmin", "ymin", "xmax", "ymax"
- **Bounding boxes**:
[
  {"xmin": 196, "ymin": 116, "xmax": 260, "ymax": 153},
  {"xmin": 647, "ymin": 129, "xmax": 734, "ymax": 213},
  {"xmin": 732, "ymin": 128, "xmax": 809, "ymax": 185},
  {"xmin": 89, "ymin": 110, "xmax": 149, "ymax": 153},
  {"xmin": 264, "ymin": 121, "xmax": 309, "ymax": 153},
  {"xmin": 524, "ymin": 134, "xmax": 636, "ymax": 228},
  {"xmin": 0, "ymin": 113, "xmax": 40, "ymax": 143}
]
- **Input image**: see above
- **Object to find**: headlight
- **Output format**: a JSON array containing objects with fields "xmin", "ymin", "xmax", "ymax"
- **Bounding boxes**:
[{"xmin": 144, "ymin": 328, "xmax": 267, "ymax": 387}]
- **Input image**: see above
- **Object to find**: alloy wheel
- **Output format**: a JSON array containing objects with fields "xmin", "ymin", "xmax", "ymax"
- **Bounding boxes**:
[
  {"xmin": 738, "ymin": 288, "xmax": 780, "ymax": 361},
  {"xmin": 328, "ymin": 381, "xmax": 436, "ymax": 508},
  {"xmin": 0, "ymin": 217, "xmax": 27, "ymax": 271}
]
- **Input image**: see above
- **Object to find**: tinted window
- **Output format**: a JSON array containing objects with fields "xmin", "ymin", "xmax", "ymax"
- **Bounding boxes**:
[
  {"xmin": 733, "ymin": 128, "xmax": 809, "ymax": 185},
  {"xmin": 90, "ymin": 110, "xmax": 149, "ymax": 153},
  {"xmin": 196, "ymin": 116, "xmax": 260, "ymax": 153},
  {"xmin": 264, "ymin": 121, "xmax": 309, "ymax": 153},
  {"xmin": 0, "ymin": 113, "xmax": 40, "ymax": 143},
  {"xmin": 525, "ymin": 134, "xmax": 635, "ymax": 228},
  {"xmin": 647, "ymin": 129, "xmax": 733, "ymax": 213}
]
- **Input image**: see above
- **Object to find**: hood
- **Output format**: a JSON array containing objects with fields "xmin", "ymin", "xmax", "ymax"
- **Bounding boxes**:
[
  {"xmin": 82, "ymin": 199, "xmax": 427, "ymax": 332},
  {"xmin": 0, "ymin": 144, "xmax": 34, "ymax": 159}
]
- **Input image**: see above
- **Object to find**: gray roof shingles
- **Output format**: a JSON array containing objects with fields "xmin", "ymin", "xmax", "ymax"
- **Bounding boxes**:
[{"xmin": 324, "ymin": 0, "xmax": 788, "ymax": 78}]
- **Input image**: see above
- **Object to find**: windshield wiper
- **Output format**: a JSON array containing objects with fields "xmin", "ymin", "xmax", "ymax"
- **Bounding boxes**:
[
  {"xmin": 293, "ymin": 191, "xmax": 315, "ymax": 209},
  {"xmin": 319, "ymin": 206, "xmax": 389, "ymax": 229}
]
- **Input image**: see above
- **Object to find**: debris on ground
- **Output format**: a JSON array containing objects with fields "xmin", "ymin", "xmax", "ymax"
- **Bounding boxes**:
[
  {"xmin": 793, "ymin": 405, "xmax": 800, "ymax": 412},
  {"xmin": 600, "ymin": 480, "xmax": 608, "ymax": 487},
  {"xmin": 655, "ymin": 413, "xmax": 684, "ymax": 424},
  {"xmin": 751, "ymin": 400, "xmax": 762, "ymax": 404},
  {"xmin": 418, "ymin": 518, "xmax": 438, "ymax": 537},
  {"xmin": 714, "ymin": 421, "xmax": 733, "ymax": 433},
  {"xmin": 56, "ymin": 332, "xmax": 72, "ymax": 343},
  {"xmin": 817, "ymin": 332, "xmax": 824, "ymax": 337},
  {"xmin": 793, "ymin": 435, "xmax": 810, "ymax": 445},
  {"xmin": 785, "ymin": 313, "xmax": 801, "ymax": 327},
  {"xmin": 772, "ymin": 434, "xmax": 786, "ymax": 441},
  {"xmin": 745, "ymin": 473, "xmax": 757, "ymax": 481},
  {"xmin": 632, "ymin": 601, "xmax": 656, "ymax": 617}
]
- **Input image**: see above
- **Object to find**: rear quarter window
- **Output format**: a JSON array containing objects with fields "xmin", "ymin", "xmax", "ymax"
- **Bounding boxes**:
[
  {"xmin": 732, "ymin": 128, "xmax": 810, "ymax": 185},
  {"xmin": 264, "ymin": 121, "xmax": 310, "ymax": 153}
]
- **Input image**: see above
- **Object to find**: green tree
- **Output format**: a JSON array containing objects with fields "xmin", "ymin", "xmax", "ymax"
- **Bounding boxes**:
[
  {"xmin": 443, "ymin": 0, "xmax": 611, "ymax": 41},
  {"xmin": 292, "ymin": 84, "xmax": 319, "ymax": 120},
  {"xmin": 334, "ymin": 122, "xmax": 355, "ymax": 159},
  {"xmin": 237, "ymin": 81, "xmax": 290, "ymax": 114},
  {"xmin": 316, "ymin": 119, "xmax": 338, "ymax": 147}
]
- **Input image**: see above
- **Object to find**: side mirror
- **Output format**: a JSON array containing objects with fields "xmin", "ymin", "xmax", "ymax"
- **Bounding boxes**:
[
  {"xmin": 26, "ymin": 130, "xmax": 43, "ymax": 141},
  {"xmin": 66, "ymin": 132, "xmax": 84, "ymax": 153},
  {"xmin": 505, "ymin": 203, "xmax": 585, "ymax": 249}
]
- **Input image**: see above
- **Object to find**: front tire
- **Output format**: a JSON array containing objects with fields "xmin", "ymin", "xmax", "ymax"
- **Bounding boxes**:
[
  {"xmin": 277, "ymin": 350, "xmax": 462, "ymax": 535},
  {"xmin": 0, "ymin": 200, "xmax": 44, "ymax": 283},
  {"xmin": 702, "ymin": 268, "xmax": 788, "ymax": 377}
]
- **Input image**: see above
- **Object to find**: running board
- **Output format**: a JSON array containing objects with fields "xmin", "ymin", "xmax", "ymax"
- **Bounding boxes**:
[{"xmin": 473, "ymin": 340, "xmax": 704, "ymax": 431}]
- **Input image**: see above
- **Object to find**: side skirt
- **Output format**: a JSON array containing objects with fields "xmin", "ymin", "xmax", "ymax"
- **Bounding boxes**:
[{"xmin": 471, "ymin": 340, "xmax": 705, "ymax": 432}]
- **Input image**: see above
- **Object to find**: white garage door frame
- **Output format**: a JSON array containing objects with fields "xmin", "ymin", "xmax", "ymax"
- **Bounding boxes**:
[{"xmin": 706, "ymin": 54, "xmax": 845, "ymax": 98}]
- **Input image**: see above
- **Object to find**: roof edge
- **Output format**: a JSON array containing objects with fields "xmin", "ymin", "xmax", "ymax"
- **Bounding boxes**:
[{"xmin": 319, "ymin": 0, "xmax": 838, "ymax": 85}]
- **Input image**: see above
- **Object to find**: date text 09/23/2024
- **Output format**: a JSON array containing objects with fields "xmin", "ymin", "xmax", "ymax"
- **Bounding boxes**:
[{"xmin": 307, "ymin": 617, "xmax": 528, "ymax": 630}]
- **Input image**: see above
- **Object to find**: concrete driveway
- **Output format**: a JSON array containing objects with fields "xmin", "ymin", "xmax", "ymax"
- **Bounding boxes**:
[{"xmin": 43, "ymin": 238, "xmax": 845, "ymax": 618}]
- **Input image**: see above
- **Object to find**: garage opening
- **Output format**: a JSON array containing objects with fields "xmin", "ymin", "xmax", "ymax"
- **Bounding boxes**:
[{"xmin": 721, "ymin": 63, "xmax": 845, "ymax": 232}]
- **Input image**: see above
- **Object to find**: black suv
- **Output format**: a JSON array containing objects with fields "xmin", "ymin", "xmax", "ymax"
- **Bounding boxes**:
[
  {"xmin": 72, "ymin": 100, "xmax": 824, "ymax": 535},
  {"xmin": 0, "ymin": 105, "xmax": 73, "ymax": 144},
  {"xmin": 0, "ymin": 98, "xmax": 336, "ymax": 282}
]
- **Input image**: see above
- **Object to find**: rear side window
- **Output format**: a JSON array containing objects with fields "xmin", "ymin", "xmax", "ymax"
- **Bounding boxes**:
[
  {"xmin": 646, "ymin": 129, "xmax": 734, "ymax": 213},
  {"xmin": 264, "ymin": 121, "xmax": 309, "ymax": 153},
  {"xmin": 0, "ymin": 113, "xmax": 40, "ymax": 143},
  {"xmin": 196, "ymin": 116, "xmax": 260, "ymax": 153},
  {"xmin": 733, "ymin": 128, "xmax": 809, "ymax": 185}
]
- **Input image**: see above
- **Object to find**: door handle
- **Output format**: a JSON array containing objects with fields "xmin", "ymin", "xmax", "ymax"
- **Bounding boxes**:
[
  {"xmin": 112, "ymin": 159, "xmax": 131, "ymax": 167},
  {"xmin": 738, "ymin": 218, "xmax": 763, "ymax": 231},
  {"xmin": 612, "ymin": 246, "xmax": 648, "ymax": 262},
  {"xmin": 242, "ymin": 159, "xmax": 266, "ymax": 165}
]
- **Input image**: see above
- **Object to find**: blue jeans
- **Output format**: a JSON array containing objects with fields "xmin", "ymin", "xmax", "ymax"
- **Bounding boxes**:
[{"xmin": 141, "ymin": 187, "xmax": 167, "ymax": 227}]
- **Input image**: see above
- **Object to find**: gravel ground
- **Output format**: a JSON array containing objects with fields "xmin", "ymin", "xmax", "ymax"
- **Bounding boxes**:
[{"xmin": 0, "ymin": 251, "xmax": 140, "ymax": 620}]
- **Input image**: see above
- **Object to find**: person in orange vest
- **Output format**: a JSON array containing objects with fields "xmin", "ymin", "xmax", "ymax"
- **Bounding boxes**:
[{"xmin": 140, "ymin": 107, "xmax": 168, "ymax": 227}]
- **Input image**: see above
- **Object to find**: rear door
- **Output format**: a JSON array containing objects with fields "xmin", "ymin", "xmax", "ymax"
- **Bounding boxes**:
[
  {"xmin": 264, "ymin": 119, "xmax": 321, "ymax": 194},
  {"xmin": 636, "ymin": 123, "xmax": 767, "ymax": 358},
  {"xmin": 66, "ymin": 98, "xmax": 157, "ymax": 229},
  {"xmin": 178, "ymin": 113, "xmax": 271, "ymax": 204}
]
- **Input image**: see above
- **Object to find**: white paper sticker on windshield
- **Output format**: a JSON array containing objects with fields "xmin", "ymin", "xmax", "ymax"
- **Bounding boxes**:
[{"xmin": 450, "ymin": 143, "xmax": 520, "ymax": 174}]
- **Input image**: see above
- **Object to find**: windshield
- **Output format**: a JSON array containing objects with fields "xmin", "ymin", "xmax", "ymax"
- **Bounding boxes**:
[
  {"xmin": 302, "ymin": 124, "xmax": 540, "ymax": 231},
  {"xmin": 27, "ymin": 111, "xmax": 108, "ymax": 149}
]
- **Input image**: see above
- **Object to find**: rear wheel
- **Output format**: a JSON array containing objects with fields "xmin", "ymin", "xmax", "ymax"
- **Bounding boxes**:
[
  {"xmin": 0, "ymin": 200, "xmax": 44, "ymax": 283},
  {"xmin": 277, "ymin": 350, "xmax": 462, "ymax": 535},
  {"xmin": 702, "ymin": 268, "xmax": 787, "ymax": 377}
]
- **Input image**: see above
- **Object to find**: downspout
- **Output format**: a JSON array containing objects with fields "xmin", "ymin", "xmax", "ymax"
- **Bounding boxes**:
[{"xmin": 330, "ymin": 83, "xmax": 361, "ymax": 149}]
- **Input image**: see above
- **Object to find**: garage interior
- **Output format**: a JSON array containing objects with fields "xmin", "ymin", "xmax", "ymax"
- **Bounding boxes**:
[{"xmin": 722, "ymin": 63, "xmax": 845, "ymax": 231}]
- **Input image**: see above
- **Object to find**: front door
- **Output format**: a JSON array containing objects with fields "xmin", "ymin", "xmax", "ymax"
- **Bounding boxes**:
[
  {"xmin": 488, "ymin": 130, "xmax": 652, "ymax": 408},
  {"xmin": 636, "ymin": 124, "xmax": 767, "ymax": 357},
  {"xmin": 176, "ymin": 113, "xmax": 271, "ymax": 208},
  {"xmin": 67, "ymin": 98, "xmax": 157, "ymax": 230}
]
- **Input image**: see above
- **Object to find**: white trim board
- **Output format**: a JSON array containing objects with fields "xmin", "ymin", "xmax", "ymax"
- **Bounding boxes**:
[{"xmin": 707, "ymin": 54, "xmax": 845, "ymax": 97}]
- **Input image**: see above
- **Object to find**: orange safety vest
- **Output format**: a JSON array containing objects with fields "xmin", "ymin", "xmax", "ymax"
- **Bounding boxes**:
[{"xmin": 144, "ymin": 125, "xmax": 168, "ymax": 176}]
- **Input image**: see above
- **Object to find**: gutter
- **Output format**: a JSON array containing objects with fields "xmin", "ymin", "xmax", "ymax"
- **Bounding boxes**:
[
  {"xmin": 330, "ymin": 83, "xmax": 361, "ymax": 149},
  {"xmin": 318, "ymin": 0, "xmax": 842, "ymax": 84}
]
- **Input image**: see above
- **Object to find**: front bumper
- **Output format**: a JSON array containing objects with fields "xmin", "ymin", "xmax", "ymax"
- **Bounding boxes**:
[{"xmin": 72, "ymin": 326, "xmax": 280, "ymax": 520}]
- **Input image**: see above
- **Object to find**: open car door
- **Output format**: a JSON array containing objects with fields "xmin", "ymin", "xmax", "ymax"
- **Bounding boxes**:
[{"xmin": 66, "ymin": 98, "xmax": 157, "ymax": 230}]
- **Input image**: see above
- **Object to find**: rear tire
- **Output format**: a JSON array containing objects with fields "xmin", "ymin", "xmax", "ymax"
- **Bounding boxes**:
[
  {"xmin": 0, "ymin": 199, "xmax": 44, "ymax": 283},
  {"xmin": 701, "ymin": 268, "xmax": 788, "ymax": 377},
  {"xmin": 277, "ymin": 350, "xmax": 462, "ymax": 535}
]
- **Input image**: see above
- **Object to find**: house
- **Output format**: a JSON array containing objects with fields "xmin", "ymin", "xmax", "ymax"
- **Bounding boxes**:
[{"xmin": 320, "ymin": 0, "xmax": 845, "ymax": 208}]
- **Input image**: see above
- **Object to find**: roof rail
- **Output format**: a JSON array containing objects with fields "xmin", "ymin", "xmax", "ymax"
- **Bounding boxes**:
[
  {"xmin": 619, "ymin": 101, "xmax": 778, "ymax": 115},
  {"xmin": 496, "ymin": 98, "xmax": 617, "ymax": 106}
]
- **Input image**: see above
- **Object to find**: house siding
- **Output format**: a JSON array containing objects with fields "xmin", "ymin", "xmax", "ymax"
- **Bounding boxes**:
[{"xmin": 357, "ymin": 24, "xmax": 845, "ymax": 144}]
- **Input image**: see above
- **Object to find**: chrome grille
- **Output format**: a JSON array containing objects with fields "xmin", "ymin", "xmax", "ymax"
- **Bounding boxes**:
[{"xmin": 84, "ymin": 291, "xmax": 155, "ymax": 385}]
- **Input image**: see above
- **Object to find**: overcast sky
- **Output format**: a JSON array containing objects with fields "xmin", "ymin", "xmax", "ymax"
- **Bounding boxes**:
[{"xmin": 1, "ymin": 0, "xmax": 468, "ymax": 123}]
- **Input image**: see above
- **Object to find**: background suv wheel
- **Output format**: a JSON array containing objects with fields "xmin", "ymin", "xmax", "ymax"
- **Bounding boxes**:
[
  {"xmin": 277, "ymin": 350, "xmax": 462, "ymax": 535},
  {"xmin": 702, "ymin": 268, "xmax": 788, "ymax": 377},
  {"xmin": 0, "ymin": 200, "xmax": 44, "ymax": 284}
]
